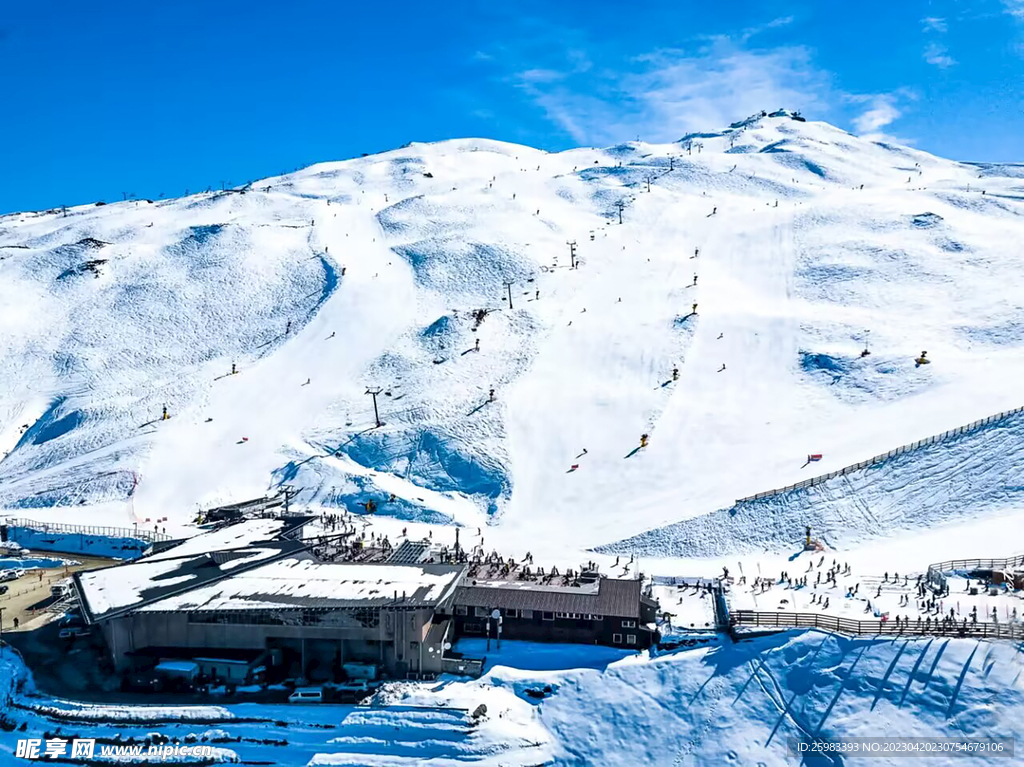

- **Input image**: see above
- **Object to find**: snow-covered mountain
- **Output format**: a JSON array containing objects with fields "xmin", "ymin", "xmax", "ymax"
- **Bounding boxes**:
[{"xmin": 2, "ymin": 111, "xmax": 1024, "ymax": 560}]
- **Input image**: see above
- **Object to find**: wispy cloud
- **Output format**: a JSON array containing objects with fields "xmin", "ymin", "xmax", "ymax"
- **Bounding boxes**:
[
  {"xmin": 498, "ymin": 35, "xmax": 832, "ymax": 145},
  {"xmin": 920, "ymin": 15, "xmax": 956, "ymax": 68},
  {"xmin": 923, "ymin": 41, "xmax": 957, "ymax": 68},
  {"xmin": 475, "ymin": 15, "xmax": 917, "ymax": 147},
  {"xmin": 847, "ymin": 92, "xmax": 916, "ymax": 144},
  {"xmin": 1003, "ymin": 1, "xmax": 1024, "ymax": 19}
]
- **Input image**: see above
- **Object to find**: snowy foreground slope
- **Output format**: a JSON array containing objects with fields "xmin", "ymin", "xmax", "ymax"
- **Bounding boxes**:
[
  {"xmin": 2, "ymin": 634, "xmax": 1022, "ymax": 766},
  {"xmin": 2, "ymin": 112, "xmax": 1024, "ymax": 559}
]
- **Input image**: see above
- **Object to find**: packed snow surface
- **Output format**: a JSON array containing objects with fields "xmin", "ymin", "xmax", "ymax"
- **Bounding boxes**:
[{"xmin": 2, "ymin": 115, "xmax": 1024, "ymax": 562}]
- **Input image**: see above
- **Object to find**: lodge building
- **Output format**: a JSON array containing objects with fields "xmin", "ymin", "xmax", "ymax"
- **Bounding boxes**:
[{"xmin": 72, "ymin": 516, "xmax": 659, "ymax": 682}]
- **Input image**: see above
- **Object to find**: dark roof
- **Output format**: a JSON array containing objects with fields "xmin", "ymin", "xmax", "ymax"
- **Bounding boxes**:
[
  {"xmin": 456, "ymin": 577, "xmax": 643, "ymax": 618},
  {"xmin": 387, "ymin": 539, "xmax": 431, "ymax": 564}
]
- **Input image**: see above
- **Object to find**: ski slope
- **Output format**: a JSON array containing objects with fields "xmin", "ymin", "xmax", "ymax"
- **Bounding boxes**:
[{"xmin": 2, "ymin": 111, "xmax": 1024, "ymax": 561}]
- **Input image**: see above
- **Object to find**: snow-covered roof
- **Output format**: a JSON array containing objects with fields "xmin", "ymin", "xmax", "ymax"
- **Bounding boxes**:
[
  {"xmin": 75, "ymin": 541, "xmax": 305, "ymax": 622},
  {"xmin": 138, "ymin": 558, "xmax": 466, "ymax": 613},
  {"xmin": 146, "ymin": 517, "xmax": 309, "ymax": 561}
]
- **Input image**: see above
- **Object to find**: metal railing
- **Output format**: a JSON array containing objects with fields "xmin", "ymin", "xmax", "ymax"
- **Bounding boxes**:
[
  {"xmin": 730, "ymin": 610, "xmax": 1024, "ymax": 639},
  {"xmin": 0, "ymin": 516, "xmax": 171, "ymax": 543},
  {"xmin": 736, "ymin": 405, "xmax": 1024, "ymax": 503}
]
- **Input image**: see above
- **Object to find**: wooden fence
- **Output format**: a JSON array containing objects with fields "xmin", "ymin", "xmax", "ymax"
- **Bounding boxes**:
[
  {"xmin": 735, "ymin": 405, "xmax": 1024, "ymax": 504},
  {"xmin": 925, "ymin": 553, "xmax": 1024, "ymax": 593},
  {"xmin": 730, "ymin": 610, "xmax": 1024, "ymax": 640}
]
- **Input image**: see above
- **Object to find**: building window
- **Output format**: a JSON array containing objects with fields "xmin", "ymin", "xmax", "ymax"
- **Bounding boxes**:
[
  {"xmin": 521, "ymin": 609, "xmax": 533, "ymax": 619},
  {"xmin": 592, "ymin": 614, "xmax": 603, "ymax": 621},
  {"xmin": 613, "ymin": 633, "xmax": 623, "ymax": 644},
  {"xmin": 542, "ymin": 611, "xmax": 554, "ymax": 621},
  {"xmin": 504, "ymin": 608, "xmax": 519, "ymax": 618},
  {"xmin": 621, "ymin": 620, "xmax": 637, "ymax": 628},
  {"xmin": 475, "ymin": 607, "xmax": 490, "ymax": 618},
  {"xmin": 627, "ymin": 634, "xmax": 637, "ymax": 645},
  {"xmin": 455, "ymin": 605, "xmax": 468, "ymax": 616}
]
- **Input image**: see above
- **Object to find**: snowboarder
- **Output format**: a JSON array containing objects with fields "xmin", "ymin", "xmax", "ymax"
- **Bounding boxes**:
[
  {"xmin": 489, "ymin": 388, "xmax": 495, "ymax": 402},
  {"xmin": 693, "ymin": 274, "xmax": 698, "ymax": 286},
  {"xmin": 692, "ymin": 303, "xmax": 698, "ymax": 315},
  {"xmin": 231, "ymin": 362, "xmax": 237, "ymax": 375},
  {"xmin": 640, "ymin": 433, "xmax": 649, "ymax": 448},
  {"xmin": 672, "ymin": 366, "xmax": 679, "ymax": 381},
  {"xmin": 717, "ymin": 333, "xmax": 724, "ymax": 340},
  {"xmin": 328, "ymin": 331, "xmax": 336, "ymax": 339},
  {"xmin": 712, "ymin": 207, "xmax": 717, "ymax": 215},
  {"xmin": 694, "ymin": 247, "xmax": 699, "ymax": 258},
  {"xmin": 475, "ymin": 338, "xmax": 480, "ymax": 352},
  {"xmin": 535, "ymin": 289, "xmax": 540, "ymax": 300},
  {"xmin": 718, "ymin": 364, "xmax": 726, "ymax": 372}
]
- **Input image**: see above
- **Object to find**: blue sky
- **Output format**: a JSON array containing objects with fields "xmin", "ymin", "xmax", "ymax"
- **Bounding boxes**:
[{"xmin": 1, "ymin": 0, "xmax": 1022, "ymax": 213}]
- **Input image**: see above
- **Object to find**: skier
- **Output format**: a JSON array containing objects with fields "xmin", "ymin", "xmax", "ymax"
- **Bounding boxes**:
[
  {"xmin": 535, "ymin": 289, "xmax": 539, "ymax": 300},
  {"xmin": 640, "ymin": 433, "xmax": 649, "ymax": 448},
  {"xmin": 489, "ymin": 388, "xmax": 495, "ymax": 402},
  {"xmin": 694, "ymin": 247, "xmax": 699, "ymax": 258},
  {"xmin": 475, "ymin": 338, "xmax": 480, "ymax": 352},
  {"xmin": 328, "ymin": 331, "xmax": 336, "ymax": 339},
  {"xmin": 693, "ymin": 274, "xmax": 698, "ymax": 286},
  {"xmin": 692, "ymin": 303, "xmax": 698, "ymax": 315},
  {"xmin": 672, "ymin": 366, "xmax": 679, "ymax": 381},
  {"xmin": 718, "ymin": 363, "xmax": 726, "ymax": 372}
]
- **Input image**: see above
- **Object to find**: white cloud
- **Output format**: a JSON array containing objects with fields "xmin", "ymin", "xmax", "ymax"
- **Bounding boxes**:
[
  {"xmin": 921, "ymin": 17, "xmax": 947, "ymax": 33},
  {"xmin": 847, "ymin": 92, "xmax": 915, "ymax": 144},
  {"xmin": 508, "ymin": 37, "xmax": 832, "ymax": 146},
  {"xmin": 923, "ymin": 41, "xmax": 957, "ymax": 68},
  {"xmin": 1003, "ymin": 1, "xmax": 1024, "ymax": 19}
]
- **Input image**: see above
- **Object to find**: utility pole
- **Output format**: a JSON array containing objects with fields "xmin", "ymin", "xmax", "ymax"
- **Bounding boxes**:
[
  {"xmin": 281, "ymin": 485, "xmax": 295, "ymax": 514},
  {"xmin": 567, "ymin": 241, "xmax": 577, "ymax": 269},
  {"xmin": 365, "ymin": 387, "xmax": 383, "ymax": 428},
  {"xmin": 669, "ymin": 156, "xmax": 674, "ymax": 171},
  {"xmin": 646, "ymin": 177, "xmax": 651, "ymax": 193},
  {"xmin": 616, "ymin": 200, "xmax": 625, "ymax": 224},
  {"xmin": 504, "ymin": 281, "xmax": 514, "ymax": 310}
]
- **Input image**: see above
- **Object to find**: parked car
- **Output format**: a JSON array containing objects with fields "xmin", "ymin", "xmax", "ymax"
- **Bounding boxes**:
[
  {"xmin": 0, "ymin": 570, "xmax": 21, "ymax": 582},
  {"xmin": 288, "ymin": 686, "xmax": 326, "ymax": 703},
  {"xmin": 334, "ymin": 680, "xmax": 377, "ymax": 703}
]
